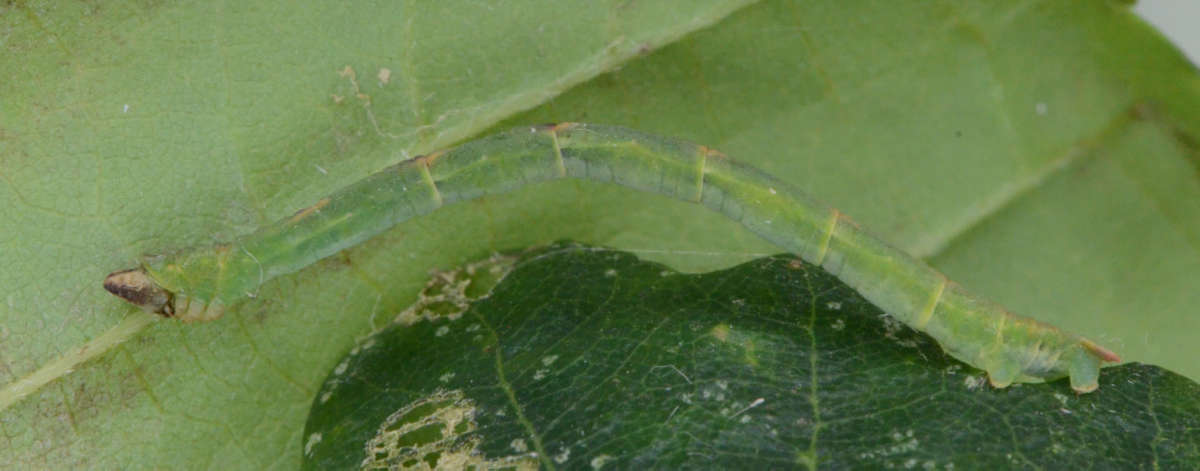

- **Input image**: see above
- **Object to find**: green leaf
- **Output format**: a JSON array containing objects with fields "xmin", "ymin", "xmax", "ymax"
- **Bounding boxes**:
[
  {"xmin": 305, "ymin": 243, "xmax": 1200, "ymax": 469},
  {"xmin": 2, "ymin": 0, "xmax": 1198, "ymax": 468}
]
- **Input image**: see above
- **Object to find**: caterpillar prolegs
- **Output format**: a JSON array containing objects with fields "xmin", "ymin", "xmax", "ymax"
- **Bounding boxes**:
[{"xmin": 104, "ymin": 123, "xmax": 1120, "ymax": 393}]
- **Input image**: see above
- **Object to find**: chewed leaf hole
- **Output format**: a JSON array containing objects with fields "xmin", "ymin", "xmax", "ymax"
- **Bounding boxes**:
[
  {"xmin": 385, "ymin": 399, "xmax": 457, "ymax": 433},
  {"xmin": 360, "ymin": 389, "xmax": 538, "ymax": 471},
  {"xmin": 392, "ymin": 423, "xmax": 446, "ymax": 448},
  {"xmin": 395, "ymin": 253, "xmax": 518, "ymax": 325}
]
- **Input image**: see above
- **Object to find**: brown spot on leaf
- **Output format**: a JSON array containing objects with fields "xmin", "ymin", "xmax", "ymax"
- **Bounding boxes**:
[
  {"xmin": 833, "ymin": 209, "xmax": 861, "ymax": 230},
  {"xmin": 533, "ymin": 122, "xmax": 579, "ymax": 134},
  {"xmin": 698, "ymin": 145, "xmax": 728, "ymax": 160},
  {"xmin": 289, "ymin": 198, "xmax": 331, "ymax": 224},
  {"xmin": 418, "ymin": 149, "xmax": 447, "ymax": 167}
]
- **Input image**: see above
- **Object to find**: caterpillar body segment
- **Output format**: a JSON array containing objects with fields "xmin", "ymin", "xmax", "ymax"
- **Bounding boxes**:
[{"xmin": 103, "ymin": 123, "xmax": 1119, "ymax": 392}]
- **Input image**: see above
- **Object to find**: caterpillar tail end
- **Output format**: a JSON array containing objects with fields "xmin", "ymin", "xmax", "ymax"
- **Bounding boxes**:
[
  {"xmin": 103, "ymin": 268, "xmax": 174, "ymax": 317},
  {"xmin": 1081, "ymin": 339, "xmax": 1121, "ymax": 363}
]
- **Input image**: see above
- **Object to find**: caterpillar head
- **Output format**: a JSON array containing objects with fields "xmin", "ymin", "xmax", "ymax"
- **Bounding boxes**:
[
  {"xmin": 104, "ymin": 268, "xmax": 172, "ymax": 316},
  {"xmin": 103, "ymin": 268, "xmax": 225, "ymax": 322}
]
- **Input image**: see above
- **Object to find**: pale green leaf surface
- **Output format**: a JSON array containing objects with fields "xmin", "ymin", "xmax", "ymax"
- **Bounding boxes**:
[
  {"xmin": 2, "ymin": 0, "xmax": 1198, "ymax": 468},
  {"xmin": 501, "ymin": 0, "xmax": 1200, "ymax": 377},
  {"xmin": 0, "ymin": 0, "xmax": 758, "ymax": 467}
]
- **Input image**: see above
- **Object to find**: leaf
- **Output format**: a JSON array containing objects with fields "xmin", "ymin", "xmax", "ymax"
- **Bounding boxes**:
[
  {"xmin": 2, "ymin": 0, "xmax": 1197, "ymax": 468},
  {"xmin": 305, "ymin": 242, "xmax": 1200, "ymax": 469}
]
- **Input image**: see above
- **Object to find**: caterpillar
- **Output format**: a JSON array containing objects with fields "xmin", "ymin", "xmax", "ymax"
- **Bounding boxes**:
[{"xmin": 103, "ymin": 123, "xmax": 1120, "ymax": 393}]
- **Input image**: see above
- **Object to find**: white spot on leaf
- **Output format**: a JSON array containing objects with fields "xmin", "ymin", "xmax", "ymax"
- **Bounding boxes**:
[
  {"xmin": 590, "ymin": 454, "xmax": 615, "ymax": 469},
  {"xmin": 553, "ymin": 447, "xmax": 571, "ymax": 464},
  {"xmin": 304, "ymin": 432, "xmax": 322, "ymax": 456},
  {"xmin": 858, "ymin": 429, "xmax": 920, "ymax": 461}
]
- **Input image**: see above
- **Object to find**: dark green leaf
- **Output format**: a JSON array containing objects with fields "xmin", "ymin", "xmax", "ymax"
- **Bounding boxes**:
[{"xmin": 306, "ymin": 243, "xmax": 1200, "ymax": 469}]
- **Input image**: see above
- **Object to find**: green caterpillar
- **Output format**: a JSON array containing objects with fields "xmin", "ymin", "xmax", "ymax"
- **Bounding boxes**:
[{"xmin": 103, "ymin": 123, "xmax": 1120, "ymax": 393}]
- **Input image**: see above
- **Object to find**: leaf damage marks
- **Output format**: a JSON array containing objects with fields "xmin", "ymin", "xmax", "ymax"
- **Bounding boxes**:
[
  {"xmin": 309, "ymin": 253, "xmax": 518, "ymax": 419},
  {"xmin": 879, "ymin": 314, "xmax": 925, "ymax": 350},
  {"xmin": 589, "ymin": 454, "xmax": 616, "ymax": 469},
  {"xmin": 963, "ymin": 375, "xmax": 988, "ymax": 391},
  {"xmin": 855, "ymin": 429, "xmax": 938, "ymax": 469},
  {"xmin": 335, "ymin": 65, "xmax": 372, "ymax": 106},
  {"xmin": 304, "ymin": 432, "xmax": 322, "ymax": 457},
  {"xmin": 315, "ymin": 336, "xmax": 378, "ymax": 406},
  {"xmin": 359, "ymin": 389, "xmax": 538, "ymax": 470},
  {"xmin": 332, "ymin": 65, "xmax": 420, "ymax": 141},
  {"xmin": 393, "ymin": 253, "xmax": 518, "ymax": 326},
  {"xmin": 707, "ymin": 323, "xmax": 767, "ymax": 368}
]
